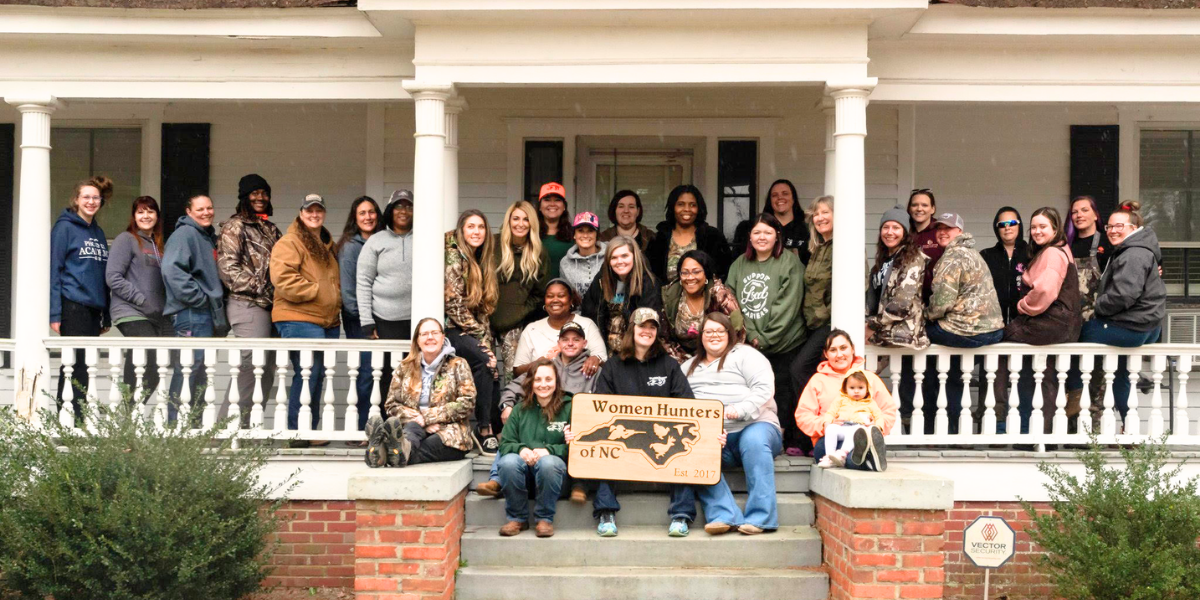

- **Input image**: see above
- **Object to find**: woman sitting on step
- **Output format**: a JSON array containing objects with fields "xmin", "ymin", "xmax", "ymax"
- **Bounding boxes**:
[{"xmin": 496, "ymin": 357, "xmax": 574, "ymax": 538}]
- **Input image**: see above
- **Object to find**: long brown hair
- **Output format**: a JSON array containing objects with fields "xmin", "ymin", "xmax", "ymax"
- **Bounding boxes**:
[
  {"xmin": 292, "ymin": 213, "xmax": 336, "ymax": 265},
  {"xmin": 126, "ymin": 196, "xmax": 165, "ymax": 253},
  {"xmin": 400, "ymin": 317, "xmax": 445, "ymax": 381},
  {"xmin": 454, "ymin": 210, "xmax": 499, "ymax": 315},
  {"xmin": 336, "ymin": 196, "xmax": 382, "ymax": 255},
  {"xmin": 1027, "ymin": 207, "xmax": 1067, "ymax": 264},
  {"xmin": 520, "ymin": 357, "xmax": 566, "ymax": 422},
  {"xmin": 686, "ymin": 312, "xmax": 735, "ymax": 377},
  {"xmin": 871, "ymin": 224, "xmax": 922, "ymax": 277},
  {"xmin": 598, "ymin": 235, "xmax": 653, "ymax": 302},
  {"xmin": 69, "ymin": 175, "xmax": 113, "ymax": 213},
  {"xmin": 618, "ymin": 318, "xmax": 665, "ymax": 362}
]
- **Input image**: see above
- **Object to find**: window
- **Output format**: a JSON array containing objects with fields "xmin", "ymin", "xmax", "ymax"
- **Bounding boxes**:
[
  {"xmin": 51, "ymin": 128, "xmax": 142, "ymax": 238},
  {"xmin": 524, "ymin": 140, "xmax": 564, "ymax": 203},
  {"xmin": 1141, "ymin": 128, "xmax": 1200, "ymax": 300},
  {"xmin": 589, "ymin": 148, "xmax": 692, "ymax": 225},
  {"xmin": 717, "ymin": 140, "xmax": 757, "ymax": 242}
]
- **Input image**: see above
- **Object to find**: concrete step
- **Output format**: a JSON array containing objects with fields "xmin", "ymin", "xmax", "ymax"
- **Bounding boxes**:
[
  {"xmin": 464, "ymin": 491, "xmax": 815, "ymax": 528},
  {"xmin": 455, "ymin": 566, "xmax": 830, "ymax": 600},
  {"xmin": 460, "ymin": 525, "xmax": 823, "ymax": 569},
  {"xmin": 469, "ymin": 455, "xmax": 813, "ymax": 494}
]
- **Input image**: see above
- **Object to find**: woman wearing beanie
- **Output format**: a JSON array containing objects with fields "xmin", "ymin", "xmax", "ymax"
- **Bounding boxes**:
[
  {"xmin": 560, "ymin": 211, "xmax": 607, "ymax": 299},
  {"xmin": 645, "ymin": 185, "xmax": 733, "ymax": 283},
  {"xmin": 336, "ymin": 195, "xmax": 382, "ymax": 433},
  {"xmin": 218, "ymin": 173, "xmax": 283, "ymax": 419},
  {"xmin": 271, "ymin": 194, "xmax": 342, "ymax": 436},
  {"xmin": 598, "ymin": 190, "xmax": 655, "ymax": 252},
  {"xmin": 107, "ymin": 196, "xmax": 171, "ymax": 402},
  {"xmin": 51, "ymin": 175, "xmax": 113, "ymax": 417},
  {"xmin": 357, "ymin": 190, "xmax": 415, "ymax": 402},
  {"xmin": 492, "ymin": 200, "xmax": 550, "ymax": 383},
  {"xmin": 536, "ymin": 182, "xmax": 573, "ymax": 279}
]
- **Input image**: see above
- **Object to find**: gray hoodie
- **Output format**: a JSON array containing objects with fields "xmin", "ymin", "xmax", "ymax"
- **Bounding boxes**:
[
  {"xmin": 356, "ymin": 228, "xmax": 413, "ymax": 329},
  {"xmin": 559, "ymin": 241, "xmax": 607, "ymax": 299},
  {"xmin": 681, "ymin": 343, "xmax": 780, "ymax": 434},
  {"xmin": 499, "ymin": 350, "xmax": 597, "ymax": 412},
  {"xmin": 420, "ymin": 339, "xmax": 457, "ymax": 408},
  {"xmin": 162, "ymin": 215, "xmax": 226, "ymax": 328},
  {"xmin": 106, "ymin": 230, "xmax": 166, "ymax": 322},
  {"xmin": 1095, "ymin": 227, "xmax": 1167, "ymax": 333}
]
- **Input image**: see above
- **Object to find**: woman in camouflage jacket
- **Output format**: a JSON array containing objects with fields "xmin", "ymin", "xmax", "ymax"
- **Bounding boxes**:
[{"xmin": 866, "ymin": 208, "xmax": 929, "ymax": 350}]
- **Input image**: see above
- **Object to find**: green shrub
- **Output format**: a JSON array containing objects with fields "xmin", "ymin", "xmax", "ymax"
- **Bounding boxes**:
[
  {"xmin": 0, "ymin": 406, "xmax": 293, "ymax": 600},
  {"xmin": 1023, "ymin": 436, "xmax": 1200, "ymax": 600}
]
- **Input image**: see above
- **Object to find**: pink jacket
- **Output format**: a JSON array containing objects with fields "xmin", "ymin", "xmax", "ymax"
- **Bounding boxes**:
[
  {"xmin": 795, "ymin": 356, "xmax": 898, "ymax": 442},
  {"xmin": 1017, "ymin": 245, "xmax": 1073, "ymax": 317}
]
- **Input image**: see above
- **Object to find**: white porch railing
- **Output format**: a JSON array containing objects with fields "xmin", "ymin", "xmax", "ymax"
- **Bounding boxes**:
[
  {"xmin": 866, "ymin": 343, "xmax": 1200, "ymax": 451},
  {"xmin": 38, "ymin": 337, "xmax": 411, "ymax": 441}
]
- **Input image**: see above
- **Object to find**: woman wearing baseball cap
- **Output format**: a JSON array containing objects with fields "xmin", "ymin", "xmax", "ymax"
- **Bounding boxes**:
[
  {"xmin": 536, "ymin": 182, "xmax": 573, "ymax": 279},
  {"xmin": 356, "ymin": 190, "xmax": 415, "ymax": 401},
  {"xmin": 560, "ymin": 211, "xmax": 608, "ymax": 299}
]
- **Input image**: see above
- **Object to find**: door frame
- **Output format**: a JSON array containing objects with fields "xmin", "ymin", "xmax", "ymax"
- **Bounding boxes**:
[{"xmin": 577, "ymin": 136, "xmax": 700, "ymax": 215}]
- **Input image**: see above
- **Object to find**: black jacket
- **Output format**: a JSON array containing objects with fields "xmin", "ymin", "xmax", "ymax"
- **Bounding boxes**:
[
  {"xmin": 1096, "ymin": 228, "xmax": 1167, "ymax": 333},
  {"xmin": 978, "ymin": 206, "xmax": 1029, "ymax": 325},
  {"xmin": 581, "ymin": 270, "xmax": 664, "ymax": 343},
  {"xmin": 593, "ymin": 349, "xmax": 694, "ymax": 400},
  {"xmin": 645, "ymin": 222, "xmax": 733, "ymax": 282}
]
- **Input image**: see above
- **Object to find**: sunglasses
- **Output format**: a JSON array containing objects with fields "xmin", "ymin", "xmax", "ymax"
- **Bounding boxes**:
[{"xmin": 996, "ymin": 219, "xmax": 1020, "ymax": 228}]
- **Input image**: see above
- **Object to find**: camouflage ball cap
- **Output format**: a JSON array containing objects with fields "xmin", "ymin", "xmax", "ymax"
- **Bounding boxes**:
[
  {"xmin": 630, "ymin": 307, "xmax": 661, "ymax": 327},
  {"xmin": 558, "ymin": 321, "xmax": 587, "ymax": 338}
]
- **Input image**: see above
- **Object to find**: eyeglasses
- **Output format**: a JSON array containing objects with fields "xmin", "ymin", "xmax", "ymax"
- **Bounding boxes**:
[
  {"xmin": 679, "ymin": 269, "xmax": 705, "ymax": 279},
  {"xmin": 1104, "ymin": 223, "xmax": 1131, "ymax": 232},
  {"xmin": 78, "ymin": 195, "xmax": 103, "ymax": 201},
  {"xmin": 702, "ymin": 330, "xmax": 727, "ymax": 338},
  {"xmin": 996, "ymin": 219, "xmax": 1020, "ymax": 228},
  {"xmin": 418, "ymin": 330, "xmax": 442, "ymax": 338}
]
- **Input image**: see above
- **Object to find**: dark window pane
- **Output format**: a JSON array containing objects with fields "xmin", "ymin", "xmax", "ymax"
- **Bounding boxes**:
[
  {"xmin": 717, "ymin": 140, "xmax": 757, "ymax": 242},
  {"xmin": 524, "ymin": 140, "xmax": 564, "ymax": 203}
]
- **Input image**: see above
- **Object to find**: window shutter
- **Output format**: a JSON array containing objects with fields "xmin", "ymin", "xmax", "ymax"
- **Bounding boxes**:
[
  {"xmin": 161, "ymin": 124, "xmax": 210, "ymax": 236},
  {"xmin": 0, "ymin": 124, "xmax": 13, "ymax": 338},
  {"xmin": 1070, "ymin": 125, "xmax": 1120, "ymax": 218}
]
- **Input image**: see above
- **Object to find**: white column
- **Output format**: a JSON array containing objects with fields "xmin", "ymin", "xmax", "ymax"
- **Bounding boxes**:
[
  {"xmin": 826, "ymin": 79, "xmax": 877, "ymax": 350},
  {"xmin": 402, "ymin": 81, "xmax": 454, "ymax": 333},
  {"xmin": 443, "ymin": 97, "xmax": 466, "ymax": 232},
  {"xmin": 822, "ymin": 96, "xmax": 837, "ymax": 197},
  {"xmin": 5, "ymin": 95, "xmax": 59, "ymax": 416}
]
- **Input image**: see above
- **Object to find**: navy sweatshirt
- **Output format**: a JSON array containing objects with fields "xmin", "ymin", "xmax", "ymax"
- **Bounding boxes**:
[{"xmin": 50, "ymin": 208, "xmax": 109, "ymax": 324}]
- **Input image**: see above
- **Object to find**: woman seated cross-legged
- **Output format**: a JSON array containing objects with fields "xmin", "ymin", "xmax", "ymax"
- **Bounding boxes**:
[
  {"xmin": 376, "ymin": 317, "xmax": 477, "ymax": 467},
  {"xmin": 496, "ymin": 357, "xmax": 574, "ymax": 538},
  {"xmin": 681, "ymin": 312, "xmax": 782, "ymax": 534}
]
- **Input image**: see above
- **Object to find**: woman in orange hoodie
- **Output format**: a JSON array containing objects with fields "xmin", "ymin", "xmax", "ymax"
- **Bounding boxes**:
[{"xmin": 795, "ymin": 329, "xmax": 897, "ymax": 471}]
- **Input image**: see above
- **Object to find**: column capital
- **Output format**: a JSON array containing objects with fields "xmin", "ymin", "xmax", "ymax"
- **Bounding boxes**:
[
  {"xmin": 824, "ymin": 78, "xmax": 877, "ymax": 99},
  {"xmin": 401, "ymin": 80, "xmax": 455, "ymax": 100},
  {"xmin": 446, "ymin": 96, "xmax": 468, "ymax": 114},
  {"xmin": 5, "ymin": 94, "xmax": 62, "ymax": 112},
  {"xmin": 816, "ymin": 95, "xmax": 835, "ymax": 113}
]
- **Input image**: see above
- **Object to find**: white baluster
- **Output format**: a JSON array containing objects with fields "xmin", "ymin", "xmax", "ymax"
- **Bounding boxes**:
[
  {"xmin": 1148, "ymin": 354, "xmax": 1166, "ymax": 437},
  {"xmin": 1078, "ymin": 354, "xmax": 1094, "ymax": 435},
  {"xmin": 60, "ymin": 346, "xmax": 76, "ymax": 428},
  {"xmin": 153, "ymin": 359, "xmax": 169, "ymax": 429},
  {"xmin": 273, "ymin": 360, "xmax": 289, "ymax": 433},
  {"xmin": 344, "ymin": 348, "xmax": 360, "ymax": 432},
  {"xmin": 1031, "ymin": 353, "xmax": 1046, "ymax": 439},
  {"xmin": 322, "ymin": 349, "xmax": 337, "ymax": 432},
  {"xmin": 369, "ymin": 349, "xmax": 384, "ymax": 421},
  {"xmin": 298, "ymin": 350, "xmax": 314, "ymax": 432},
  {"xmin": 1052, "ymin": 353, "xmax": 1069, "ymax": 435},
  {"xmin": 178, "ymin": 353, "xmax": 193, "ymax": 427},
  {"xmin": 1125, "ymin": 355, "xmax": 1142, "ymax": 437},
  {"xmin": 1005, "ymin": 352, "xmax": 1022, "ymax": 437},
  {"xmin": 889, "ymin": 352, "xmax": 902, "ymax": 437},
  {"xmin": 982, "ymin": 353, "xmax": 999, "ymax": 435},
  {"xmin": 202, "ymin": 348, "xmax": 217, "ymax": 430},
  {"xmin": 226, "ymin": 347, "xmax": 242, "ymax": 429},
  {"xmin": 108, "ymin": 346, "xmax": 123, "ymax": 413},
  {"xmin": 934, "ymin": 353, "xmax": 950, "ymax": 436},
  {"xmin": 1100, "ymin": 354, "xmax": 1118, "ymax": 436},
  {"xmin": 1175, "ymin": 355, "xmax": 1191, "ymax": 438},
  {"xmin": 958, "ymin": 353, "xmax": 973, "ymax": 436},
  {"xmin": 84, "ymin": 347, "xmax": 99, "ymax": 432},
  {"xmin": 250, "ymin": 348, "xmax": 266, "ymax": 429},
  {"xmin": 911, "ymin": 353, "xmax": 926, "ymax": 436},
  {"xmin": 131, "ymin": 347, "xmax": 147, "ymax": 413}
]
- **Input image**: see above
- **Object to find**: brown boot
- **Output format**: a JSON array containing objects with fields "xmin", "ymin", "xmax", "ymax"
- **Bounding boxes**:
[
  {"xmin": 535, "ymin": 521, "xmax": 555, "ymax": 538},
  {"xmin": 569, "ymin": 484, "xmax": 587, "ymax": 504},
  {"xmin": 499, "ymin": 521, "xmax": 528, "ymax": 536},
  {"xmin": 476, "ymin": 480, "xmax": 501, "ymax": 497}
]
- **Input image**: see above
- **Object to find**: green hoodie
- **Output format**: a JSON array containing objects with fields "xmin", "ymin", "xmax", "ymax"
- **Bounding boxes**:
[
  {"xmin": 726, "ymin": 252, "xmax": 807, "ymax": 354},
  {"xmin": 498, "ymin": 394, "xmax": 573, "ymax": 459}
]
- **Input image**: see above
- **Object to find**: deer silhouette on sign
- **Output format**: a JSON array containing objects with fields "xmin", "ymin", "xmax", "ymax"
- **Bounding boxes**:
[{"xmin": 576, "ymin": 419, "xmax": 700, "ymax": 468}]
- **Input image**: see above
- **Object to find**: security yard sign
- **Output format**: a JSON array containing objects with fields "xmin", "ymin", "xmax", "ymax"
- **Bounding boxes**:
[
  {"xmin": 568, "ymin": 393, "xmax": 724, "ymax": 485},
  {"xmin": 963, "ymin": 516, "xmax": 1016, "ymax": 568}
]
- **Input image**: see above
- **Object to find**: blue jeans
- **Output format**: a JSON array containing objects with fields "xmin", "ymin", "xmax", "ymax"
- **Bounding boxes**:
[
  {"xmin": 169, "ymin": 307, "xmax": 214, "ymax": 422},
  {"xmin": 1077, "ymin": 320, "xmax": 1162, "ymax": 419},
  {"xmin": 277, "ymin": 321, "xmax": 341, "ymax": 430},
  {"xmin": 924, "ymin": 322, "xmax": 1003, "ymax": 434},
  {"xmin": 342, "ymin": 312, "xmax": 377, "ymax": 431},
  {"xmin": 592, "ymin": 482, "xmax": 697, "ymax": 522},
  {"xmin": 497, "ymin": 453, "xmax": 567, "ymax": 523},
  {"xmin": 722, "ymin": 423, "xmax": 783, "ymax": 529}
]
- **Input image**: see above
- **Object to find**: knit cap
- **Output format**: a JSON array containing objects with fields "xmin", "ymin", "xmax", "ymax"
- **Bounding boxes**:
[{"xmin": 879, "ymin": 206, "xmax": 909, "ymax": 232}]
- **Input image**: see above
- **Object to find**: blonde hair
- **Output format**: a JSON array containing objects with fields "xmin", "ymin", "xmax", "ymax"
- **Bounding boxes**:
[
  {"xmin": 454, "ymin": 210, "xmax": 499, "ymax": 315},
  {"xmin": 400, "ymin": 317, "xmax": 445, "ymax": 381},
  {"xmin": 498, "ymin": 200, "xmax": 544, "ymax": 285},
  {"xmin": 806, "ymin": 195, "xmax": 834, "ymax": 253},
  {"xmin": 599, "ymin": 235, "xmax": 653, "ymax": 303}
]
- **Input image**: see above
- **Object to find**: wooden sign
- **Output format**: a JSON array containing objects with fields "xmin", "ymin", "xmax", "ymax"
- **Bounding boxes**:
[{"xmin": 568, "ymin": 393, "xmax": 724, "ymax": 485}]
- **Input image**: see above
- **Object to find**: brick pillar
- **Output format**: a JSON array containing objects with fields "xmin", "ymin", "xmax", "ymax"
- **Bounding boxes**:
[
  {"xmin": 353, "ymin": 491, "xmax": 466, "ymax": 600},
  {"xmin": 815, "ymin": 496, "xmax": 946, "ymax": 599}
]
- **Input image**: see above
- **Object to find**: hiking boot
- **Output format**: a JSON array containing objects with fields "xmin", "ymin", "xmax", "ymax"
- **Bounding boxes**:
[
  {"xmin": 668, "ymin": 517, "xmax": 690, "ymax": 537},
  {"xmin": 569, "ymin": 484, "xmax": 587, "ymax": 504},
  {"xmin": 499, "ymin": 521, "xmax": 528, "ymax": 537},
  {"xmin": 704, "ymin": 522, "xmax": 732, "ymax": 535},
  {"xmin": 382, "ymin": 417, "xmax": 409, "ymax": 468},
  {"xmin": 866, "ymin": 425, "xmax": 888, "ymax": 472},
  {"xmin": 476, "ymin": 480, "xmax": 502, "ymax": 497},
  {"xmin": 596, "ymin": 511, "xmax": 618, "ymax": 537},
  {"xmin": 535, "ymin": 521, "xmax": 555, "ymax": 538},
  {"xmin": 364, "ymin": 415, "xmax": 386, "ymax": 468}
]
